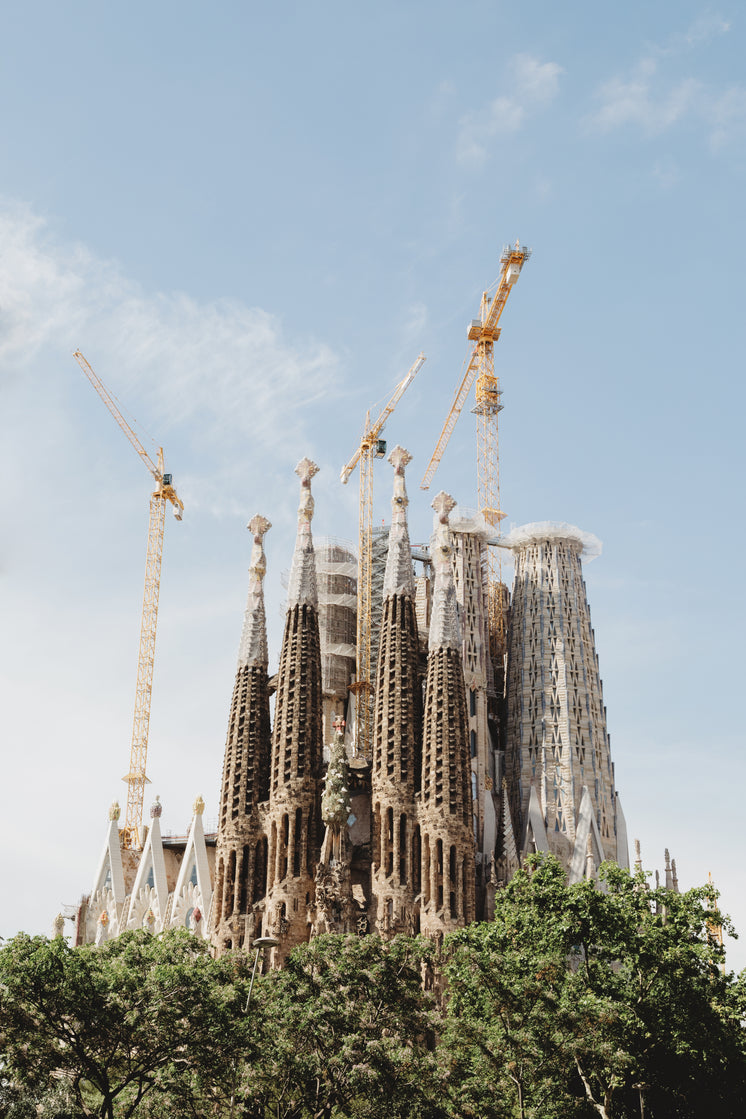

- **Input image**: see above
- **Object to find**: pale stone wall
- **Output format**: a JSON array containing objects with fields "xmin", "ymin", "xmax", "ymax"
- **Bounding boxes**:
[{"xmin": 505, "ymin": 528, "xmax": 618, "ymax": 867}]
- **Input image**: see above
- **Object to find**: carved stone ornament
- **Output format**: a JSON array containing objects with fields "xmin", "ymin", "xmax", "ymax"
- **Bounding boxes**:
[
  {"xmin": 383, "ymin": 445, "xmax": 416, "ymax": 599},
  {"xmin": 287, "ymin": 458, "xmax": 320, "ymax": 608},
  {"xmin": 238, "ymin": 514, "xmax": 271, "ymax": 667},
  {"xmin": 428, "ymin": 491, "xmax": 461, "ymax": 650},
  {"xmin": 150, "ymin": 796, "xmax": 163, "ymax": 819},
  {"xmin": 193, "ymin": 794, "xmax": 205, "ymax": 816},
  {"xmin": 109, "ymin": 800, "xmax": 121, "ymax": 821}
]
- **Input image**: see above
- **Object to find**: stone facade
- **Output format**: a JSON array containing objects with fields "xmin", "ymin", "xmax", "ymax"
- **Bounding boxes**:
[
  {"xmin": 76, "ymin": 459, "xmax": 628, "ymax": 958},
  {"xmin": 503, "ymin": 523, "xmax": 627, "ymax": 879}
]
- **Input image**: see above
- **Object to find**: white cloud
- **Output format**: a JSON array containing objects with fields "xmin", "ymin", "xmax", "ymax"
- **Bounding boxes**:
[
  {"xmin": 401, "ymin": 300, "xmax": 428, "ymax": 342},
  {"xmin": 585, "ymin": 17, "xmax": 745, "ymax": 150},
  {"xmin": 0, "ymin": 201, "xmax": 340, "ymax": 466},
  {"xmin": 709, "ymin": 85, "xmax": 746, "ymax": 149},
  {"xmin": 457, "ymin": 54, "xmax": 563, "ymax": 165},
  {"xmin": 587, "ymin": 61, "xmax": 701, "ymax": 136},
  {"xmin": 664, "ymin": 12, "xmax": 731, "ymax": 53}
]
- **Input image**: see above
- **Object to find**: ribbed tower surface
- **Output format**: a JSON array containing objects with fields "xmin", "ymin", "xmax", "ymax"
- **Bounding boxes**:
[
  {"xmin": 419, "ymin": 492, "xmax": 475, "ymax": 936},
  {"xmin": 265, "ymin": 459, "xmax": 324, "ymax": 960},
  {"xmin": 371, "ymin": 447, "xmax": 423, "ymax": 935},
  {"xmin": 213, "ymin": 515, "xmax": 272, "ymax": 954},
  {"xmin": 504, "ymin": 522, "xmax": 618, "ymax": 869}
]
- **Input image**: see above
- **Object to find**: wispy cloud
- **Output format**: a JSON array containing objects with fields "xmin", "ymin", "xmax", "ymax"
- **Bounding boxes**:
[
  {"xmin": 709, "ymin": 85, "xmax": 746, "ymax": 149},
  {"xmin": 588, "ymin": 60, "xmax": 701, "ymax": 136},
  {"xmin": 0, "ymin": 202, "xmax": 340, "ymax": 468},
  {"xmin": 585, "ymin": 15, "xmax": 744, "ymax": 150},
  {"xmin": 661, "ymin": 12, "xmax": 731, "ymax": 53},
  {"xmin": 457, "ymin": 54, "xmax": 563, "ymax": 165}
]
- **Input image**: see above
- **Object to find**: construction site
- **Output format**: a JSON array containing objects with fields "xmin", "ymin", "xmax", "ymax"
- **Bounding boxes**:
[{"xmin": 68, "ymin": 243, "xmax": 630, "ymax": 961}]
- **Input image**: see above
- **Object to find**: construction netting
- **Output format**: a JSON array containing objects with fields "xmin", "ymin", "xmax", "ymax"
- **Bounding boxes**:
[{"xmin": 315, "ymin": 537, "xmax": 357, "ymax": 697}]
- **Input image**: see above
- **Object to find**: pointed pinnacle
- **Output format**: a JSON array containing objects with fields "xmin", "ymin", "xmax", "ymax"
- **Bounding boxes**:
[{"xmin": 247, "ymin": 515, "xmax": 271, "ymax": 581}]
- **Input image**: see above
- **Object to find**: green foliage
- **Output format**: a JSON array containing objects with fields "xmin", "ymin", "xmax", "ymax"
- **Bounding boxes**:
[
  {"xmin": 2, "ymin": 866, "xmax": 745, "ymax": 1119},
  {"xmin": 0, "ymin": 928, "xmax": 253, "ymax": 1118},
  {"xmin": 243, "ymin": 933, "xmax": 444, "ymax": 1119},
  {"xmin": 442, "ymin": 856, "xmax": 746, "ymax": 1119}
]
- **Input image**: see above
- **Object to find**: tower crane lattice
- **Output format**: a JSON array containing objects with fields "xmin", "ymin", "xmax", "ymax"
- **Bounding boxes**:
[
  {"xmin": 420, "ymin": 242, "xmax": 530, "ymax": 684},
  {"xmin": 73, "ymin": 351, "xmax": 184, "ymax": 850},
  {"xmin": 341, "ymin": 352, "xmax": 426, "ymax": 759}
]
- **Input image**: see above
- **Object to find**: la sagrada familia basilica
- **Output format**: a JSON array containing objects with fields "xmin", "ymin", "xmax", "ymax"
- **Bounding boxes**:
[{"xmin": 72, "ymin": 447, "xmax": 628, "ymax": 964}]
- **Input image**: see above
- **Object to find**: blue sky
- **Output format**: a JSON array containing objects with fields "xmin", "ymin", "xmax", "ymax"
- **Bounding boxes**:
[{"xmin": 2, "ymin": 2, "xmax": 745, "ymax": 964}]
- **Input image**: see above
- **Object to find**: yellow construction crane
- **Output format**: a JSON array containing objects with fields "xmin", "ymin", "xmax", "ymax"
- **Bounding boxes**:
[
  {"xmin": 420, "ymin": 242, "xmax": 530, "ymax": 681},
  {"xmin": 73, "ymin": 350, "xmax": 184, "ymax": 850},
  {"xmin": 341, "ymin": 352, "xmax": 426, "ymax": 759}
]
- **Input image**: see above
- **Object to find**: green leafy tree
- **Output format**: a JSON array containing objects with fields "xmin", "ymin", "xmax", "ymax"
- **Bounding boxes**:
[
  {"xmin": 0, "ymin": 928, "xmax": 255, "ymax": 1118},
  {"xmin": 244, "ymin": 933, "xmax": 444, "ymax": 1119},
  {"xmin": 442, "ymin": 856, "xmax": 746, "ymax": 1119}
]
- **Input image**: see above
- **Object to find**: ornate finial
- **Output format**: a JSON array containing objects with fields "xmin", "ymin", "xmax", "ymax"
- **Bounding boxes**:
[
  {"xmin": 109, "ymin": 800, "xmax": 121, "ymax": 821},
  {"xmin": 52, "ymin": 913, "xmax": 65, "ymax": 938},
  {"xmin": 664, "ymin": 848, "xmax": 671, "ymax": 869},
  {"xmin": 428, "ymin": 491, "xmax": 460, "ymax": 650},
  {"xmin": 287, "ymin": 459, "xmax": 320, "ymax": 608},
  {"xmin": 332, "ymin": 715, "xmax": 346, "ymax": 742},
  {"xmin": 150, "ymin": 796, "xmax": 162, "ymax": 819},
  {"xmin": 671, "ymin": 858, "xmax": 679, "ymax": 892},
  {"xmin": 388, "ymin": 444, "xmax": 412, "ymax": 475},
  {"xmin": 295, "ymin": 458, "xmax": 319, "ymax": 524},
  {"xmin": 193, "ymin": 795, "xmax": 205, "ymax": 817},
  {"xmin": 383, "ymin": 446, "xmax": 415, "ymax": 599},
  {"xmin": 238, "ymin": 514, "xmax": 271, "ymax": 667},
  {"xmin": 432, "ymin": 491, "xmax": 456, "ymax": 524},
  {"xmin": 634, "ymin": 838, "xmax": 642, "ymax": 871},
  {"xmin": 247, "ymin": 515, "xmax": 271, "ymax": 581},
  {"xmin": 296, "ymin": 457, "xmax": 320, "ymax": 485}
]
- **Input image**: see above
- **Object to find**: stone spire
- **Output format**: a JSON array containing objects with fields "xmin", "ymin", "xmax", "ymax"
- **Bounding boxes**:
[
  {"xmin": 382, "ymin": 445, "xmax": 416, "ymax": 599},
  {"xmin": 503, "ymin": 522, "xmax": 621, "ymax": 873},
  {"xmin": 237, "ymin": 515, "xmax": 271, "ymax": 668},
  {"xmin": 286, "ymin": 457, "xmax": 319, "ymax": 608},
  {"xmin": 265, "ymin": 459, "xmax": 324, "ymax": 961},
  {"xmin": 428, "ymin": 491, "xmax": 461, "ymax": 651},
  {"xmin": 213, "ymin": 514, "xmax": 273, "ymax": 954},
  {"xmin": 419, "ymin": 492, "xmax": 475, "ymax": 937},
  {"xmin": 371, "ymin": 446, "xmax": 424, "ymax": 936}
]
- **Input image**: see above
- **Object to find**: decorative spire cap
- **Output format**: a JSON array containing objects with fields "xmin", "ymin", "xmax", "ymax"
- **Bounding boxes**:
[
  {"xmin": 109, "ymin": 800, "xmax": 121, "ymax": 822},
  {"xmin": 193, "ymin": 794, "xmax": 205, "ymax": 817},
  {"xmin": 287, "ymin": 458, "xmax": 320, "ymax": 608},
  {"xmin": 238, "ymin": 514, "xmax": 271, "ymax": 667},
  {"xmin": 428, "ymin": 491, "xmax": 461, "ymax": 650},
  {"xmin": 150, "ymin": 795, "xmax": 162, "ymax": 819},
  {"xmin": 382, "ymin": 445, "xmax": 415, "ymax": 599}
]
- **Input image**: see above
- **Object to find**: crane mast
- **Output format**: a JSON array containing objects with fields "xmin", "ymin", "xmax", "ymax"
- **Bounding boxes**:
[
  {"xmin": 420, "ymin": 242, "xmax": 530, "ymax": 684},
  {"xmin": 73, "ymin": 351, "xmax": 183, "ymax": 849},
  {"xmin": 341, "ymin": 353, "xmax": 425, "ymax": 759}
]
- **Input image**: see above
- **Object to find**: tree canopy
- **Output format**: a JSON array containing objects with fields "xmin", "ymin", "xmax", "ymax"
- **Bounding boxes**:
[
  {"xmin": 442, "ymin": 856, "xmax": 746, "ymax": 1119},
  {"xmin": 2, "ymin": 859, "xmax": 745, "ymax": 1119},
  {"xmin": 0, "ymin": 927, "xmax": 254, "ymax": 1118}
]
